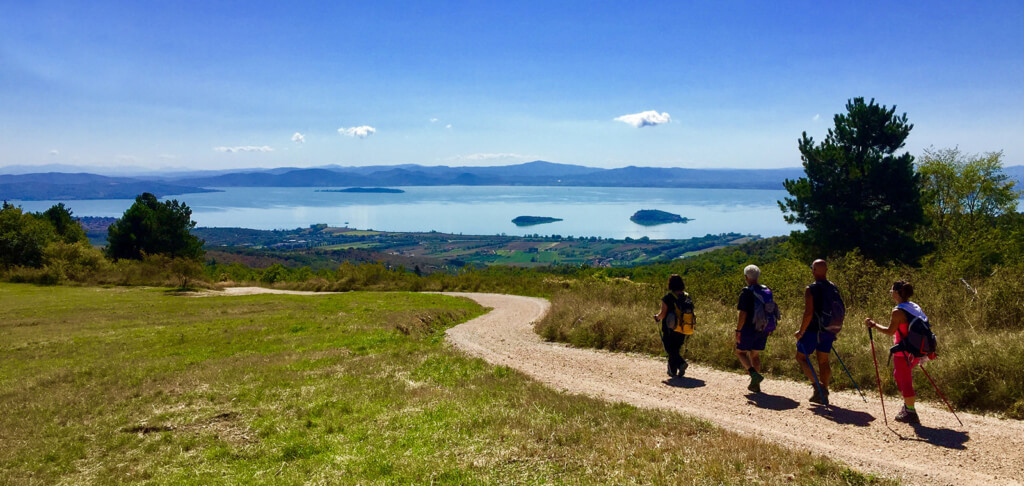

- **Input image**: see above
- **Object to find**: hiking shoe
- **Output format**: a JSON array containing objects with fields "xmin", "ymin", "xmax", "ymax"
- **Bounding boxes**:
[
  {"xmin": 747, "ymin": 370, "xmax": 763, "ymax": 393},
  {"xmin": 809, "ymin": 388, "xmax": 830, "ymax": 405},
  {"xmin": 678, "ymin": 360, "xmax": 688, "ymax": 377},
  {"xmin": 668, "ymin": 362, "xmax": 676, "ymax": 378},
  {"xmin": 895, "ymin": 405, "xmax": 920, "ymax": 424}
]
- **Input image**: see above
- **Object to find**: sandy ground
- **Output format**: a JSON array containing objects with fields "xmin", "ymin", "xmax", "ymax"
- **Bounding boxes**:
[{"xmin": 443, "ymin": 292, "xmax": 1024, "ymax": 486}]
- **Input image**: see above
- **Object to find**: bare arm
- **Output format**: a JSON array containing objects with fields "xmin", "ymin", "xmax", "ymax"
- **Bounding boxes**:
[
  {"xmin": 796, "ymin": 287, "xmax": 813, "ymax": 337},
  {"xmin": 655, "ymin": 301, "xmax": 668, "ymax": 321},
  {"xmin": 736, "ymin": 311, "xmax": 746, "ymax": 344},
  {"xmin": 865, "ymin": 309, "xmax": 905, "ymax": 336}
]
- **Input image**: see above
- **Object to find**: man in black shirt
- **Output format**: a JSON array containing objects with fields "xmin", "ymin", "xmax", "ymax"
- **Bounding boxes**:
[
  {"xmin": 794, "ymin": 259, "xmax": 836, "ymax": 404},
  {"xmin": 736, "ymin": 264, "xmax": 767, "ymax": 392}
]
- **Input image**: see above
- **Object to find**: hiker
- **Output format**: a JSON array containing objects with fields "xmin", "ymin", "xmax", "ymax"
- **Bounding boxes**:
[
  {"xmin": 736, "ymin": 264, "xmax": 778, "ymax": 393},
  {"xmin": 654, "ymin": 274, "xmax": 693, "ymax": 377},
  {"xmin": 794, "ymin": 259, "xmax": 841, "ymax": 405},
  {"xmin": 865, "ymin": 280, "xmax": 925, "ymax": 424}
]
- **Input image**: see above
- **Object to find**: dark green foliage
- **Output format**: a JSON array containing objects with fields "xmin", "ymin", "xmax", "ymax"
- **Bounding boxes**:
[
  {"xmin": 41, "ymin": 203, "xmax": 88, "ymax": 244},
  {"xmin": 106, "ymin": 193, "xmax": 205, "ymax": 261},
  {"xmin": 918, "ymin": 147, "xmax": 1021, "ymax": 276},
  {"xmin": 0, "ymin": 202, "xmax": 58, "ymax": 268},
  {"xmin": 780, "ymin": 98, "xmax": 929, "ymax": 265}
]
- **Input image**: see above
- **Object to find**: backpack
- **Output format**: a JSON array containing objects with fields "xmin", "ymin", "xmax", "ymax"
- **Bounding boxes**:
[
  {"xmin": 890, "ymin": 309, "xmax": 938, "ymax": 358},
  {"xmin": 814, "ymin": 280, "xmax": 846, "ymax": 335},
  {"xmin": 664, "ymin": 292, "xmax": 695, "ymax": 335},
  {"xmin": 749, "ymin": 285, "xmax": 780, "ymax": 334}
]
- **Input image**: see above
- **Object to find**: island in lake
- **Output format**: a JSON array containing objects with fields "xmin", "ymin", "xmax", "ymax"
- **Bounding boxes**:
[
  {"xmin": 512, "ymin": 216, "xmax": 563, "ymax": 227},
  {"xmin": 316, "ymin": 187, "xmax": 405, "ymax": 194},
  {"xmin": 630, "ymin": 209, "xmax": 691, "ymax": 226}
]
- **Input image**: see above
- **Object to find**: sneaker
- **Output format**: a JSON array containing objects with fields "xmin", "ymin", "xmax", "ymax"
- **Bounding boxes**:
[
  {"xmin": 747, "ymin": 370, "xmax": 763, "ymax": 393},
  {"xmin": 678, "ymin": 360, "xmax": 688, "ymax": 377},
  {"xmin": 895, "ymin": 405, "xmax": 920, "ymax": 424}
]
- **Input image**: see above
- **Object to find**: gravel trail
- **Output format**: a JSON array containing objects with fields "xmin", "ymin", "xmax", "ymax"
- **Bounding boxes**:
[{"xmin": 443, "ymin": 292, "xmax": 1024, "ymax": 486}]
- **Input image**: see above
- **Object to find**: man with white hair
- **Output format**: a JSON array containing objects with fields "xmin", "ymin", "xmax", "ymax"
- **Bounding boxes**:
[{"xmin": 736, "ymin": 264, "xmax": 770, "ymax": 392}]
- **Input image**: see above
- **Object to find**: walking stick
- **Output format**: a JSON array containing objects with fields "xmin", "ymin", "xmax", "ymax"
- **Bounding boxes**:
[
  {"xmin": 832, "ymin": 348, "xmax": 867, "ymax": 402},
  {"xmin": 920, "ymin": 364, "xmax": 964, "ymax": 426},
  {"xmin": 868, "ymin": 328, "xmax": 888, "ymax": 427}
]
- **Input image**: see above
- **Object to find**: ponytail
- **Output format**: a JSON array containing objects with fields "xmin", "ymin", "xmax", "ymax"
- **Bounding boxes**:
[{"xmin": 892, "ymin": 280, "xmax": 914, "ymax": 300}]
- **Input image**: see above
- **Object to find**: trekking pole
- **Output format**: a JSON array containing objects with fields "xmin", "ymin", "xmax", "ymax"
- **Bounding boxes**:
[
  {"xmin": 832, "ymin": 348, "xmax": 867, "ymax": 402},
  {"xmin": 868, "ymin": 328, "xmax": 888, "ymax": 427},
  {"xmin": 805, "ymin": 355, "xmax": 832, "ymax": 414},
  {"xmin": 919, "ymin": 364, "xmax": 964, "ymax": 427}
]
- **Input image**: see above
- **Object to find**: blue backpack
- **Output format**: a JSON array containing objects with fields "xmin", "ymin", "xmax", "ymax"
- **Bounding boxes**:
[{"xmin": 749, "ymin": 285, "xmax": 780, "ymax": 334}]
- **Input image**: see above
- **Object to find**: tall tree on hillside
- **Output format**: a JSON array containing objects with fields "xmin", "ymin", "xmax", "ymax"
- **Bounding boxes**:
[
  {"xmin": 0, "ymin": 202, "xmax": 58, "ymax": 268},
  {"xmin": 41, "ymin": 203, "xmax": 88, "ymax": 244},
  {"xmin": 918, "ymin": 147, "xmax": 1020, "ymax": 274},
  {"xmin": 106, "ymin": 193, "xmax": 205, "ymax": 261},
  {"xmin": 779, "ymin": 98, "xmax": 928, "ymax": 264}
]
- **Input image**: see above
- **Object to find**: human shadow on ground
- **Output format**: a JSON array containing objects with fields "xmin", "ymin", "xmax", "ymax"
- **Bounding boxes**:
[
  {"xmin": 745, "ymin": 392, "xmax": 799, "ymax": 411},
  {"xmin": 663, "ymin": 376, "xmax": 706, "ymax": 389},
  {"xmin": 901, "ymin": 423, "xmax": 969, "ymax": 450},
  {"xmin": 810, "ymin": 403, "xmax": 875, "ymax": 427}
]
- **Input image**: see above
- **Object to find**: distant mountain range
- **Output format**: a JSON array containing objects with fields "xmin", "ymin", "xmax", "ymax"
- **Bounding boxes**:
[
  {"xmin": 2, "ymin": 161, "xmax": 1022, "ymax": 200},
  {"xmin": 0, "ymin": 173, "xmax": 218, "ymax": 201},
  {"xmin": 165, "ymin": 161, "xmax": 805, "ymax": 190}
]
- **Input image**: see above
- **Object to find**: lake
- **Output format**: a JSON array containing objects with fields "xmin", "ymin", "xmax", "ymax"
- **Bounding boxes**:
[{"xmin": 10, "ymin": 186, "xmax": 800, "ymax": 240}]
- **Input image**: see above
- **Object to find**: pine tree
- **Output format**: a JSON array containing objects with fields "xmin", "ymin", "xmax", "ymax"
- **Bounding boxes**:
[{"xmin": 779, "ymin": 98, "xmax": 929, "ymax": 264}]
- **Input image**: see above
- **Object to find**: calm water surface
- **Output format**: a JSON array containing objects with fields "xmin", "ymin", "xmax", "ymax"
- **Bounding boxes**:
[{"xmin": 11, "ymin": 186, "xmax": 801, "ymax": 240}]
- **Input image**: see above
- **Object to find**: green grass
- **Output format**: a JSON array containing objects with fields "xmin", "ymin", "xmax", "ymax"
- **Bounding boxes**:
[
  {"xmin": 536, "ymin": 252, "xmax": 1024, "ymax": 418},
  {"xmin": 0, "ymin": 283, "xmax": 887, "ymax": 485}
]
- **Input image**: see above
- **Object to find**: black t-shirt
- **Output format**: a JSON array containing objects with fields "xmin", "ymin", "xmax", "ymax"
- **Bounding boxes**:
[
  {"xmin": 737, "ymin": 287, "xmax": 756, "ymax": 331},
  {"xmin": 806, "ymin": 279, "xmax": 834, "ymax": 333},
  {"xmin": 662, "ymin": 292, "xmax": 677, "ymax": 315}
]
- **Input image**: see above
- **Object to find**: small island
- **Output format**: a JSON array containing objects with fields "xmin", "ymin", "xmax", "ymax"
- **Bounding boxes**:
[
  {"xmin": 630, "ymin": 209, "xmax": 691, "ymax": 226},
  {"xmin": 512, "ymin": 216, "xmax": 563, "ymax": 227},
  {"xmin": 316, "ymin": 187, "xmax": 405, "ymax": 193}
]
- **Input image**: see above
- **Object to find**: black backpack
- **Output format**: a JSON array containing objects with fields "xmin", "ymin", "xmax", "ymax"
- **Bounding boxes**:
[
  {"xmin": 814, "ymin": 281, "xmax": 846, "ymax": 335},
  {"xmin": 890, "ymin": 309, "xmax": 937, "ymax": 358}
]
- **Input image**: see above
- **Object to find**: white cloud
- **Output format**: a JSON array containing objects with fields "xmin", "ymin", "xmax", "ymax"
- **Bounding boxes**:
[
  {"xmin": 430, "ymin": 118, "xmax": 439, "ymax": 123},
  {"xmin": 614, "ymin": 110, "xmax": 671, "ymax": 128},
  {"xmin": 338, "ymin": 125, "xmax": 376, "ymax": 138},
  {"xmin": 445, "ymin": 124, "xmax": 452, "ymax": 129},
  {"xmin": 116, "ymin": 154, "xmax": 139, "ymax": 163},
  {"xmin": 49, "ymin": 149, "xmax": 59, "ymax": 156},
  {"xmin": 159, "ymin": 153, "xmax": 177, "ymax": 160},
  {"xmin": 291, "ymin": 132, "xmax": 305, "ymax": 143},
  {"xmin": 213, "ymin": 145, "xmax": 274, "ymax": 153},
  {"xmin": 813, "ymin": 114, "xmax": 821, "ymax": 122}
]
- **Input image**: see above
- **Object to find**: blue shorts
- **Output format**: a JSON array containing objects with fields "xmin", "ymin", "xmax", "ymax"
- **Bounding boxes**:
[
  {"xmin": 737, "ymin": 329, "xmax": 768, "ymax": 351},
  {"xmin": 797, "ymin": 331, "xmax": 835, "ymax": 355}
]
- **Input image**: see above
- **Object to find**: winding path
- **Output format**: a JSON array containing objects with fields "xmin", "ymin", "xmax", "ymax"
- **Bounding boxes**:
[{"xmin": 443, "ymin": 292, "xmax": 1024, "ymax": 486}]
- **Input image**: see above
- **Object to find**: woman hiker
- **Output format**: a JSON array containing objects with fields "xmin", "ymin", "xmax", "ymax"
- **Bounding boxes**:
[
  {"xmin": 865, "ymin": 280, "xmax": 926, "ymax": 424},
  {"xmin": 654, "ymin": 274, "xmax": 692, "ymax": 378}
]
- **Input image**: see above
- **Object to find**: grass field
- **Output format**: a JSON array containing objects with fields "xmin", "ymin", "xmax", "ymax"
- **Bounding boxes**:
[{"xmin": 0, "ymin": 283, "xmax": 886, "ymax": 484}]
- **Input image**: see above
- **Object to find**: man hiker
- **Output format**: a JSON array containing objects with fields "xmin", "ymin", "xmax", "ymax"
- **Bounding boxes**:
[
  {"xmin": 795, "ymin": 259, "xmax": 838, "ymax": 405},
  {"xmin": 735, "ymin": 264, "xmax": 771, "ymax": 393},
  {"xmin": 654, "ymin": 274, "xmax": 692, "ymax": 377}
]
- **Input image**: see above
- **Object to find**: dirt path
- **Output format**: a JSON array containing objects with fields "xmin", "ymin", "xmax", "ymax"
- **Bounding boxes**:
[{"xmin": 443, "ymin": 292, "xmax": 1024, "ymax": 486}]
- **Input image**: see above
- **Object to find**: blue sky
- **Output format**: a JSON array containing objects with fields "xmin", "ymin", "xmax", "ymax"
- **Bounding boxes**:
[{"xmin": 1, "ymin": 1, "xmax": 1022, "ymax": 170}]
